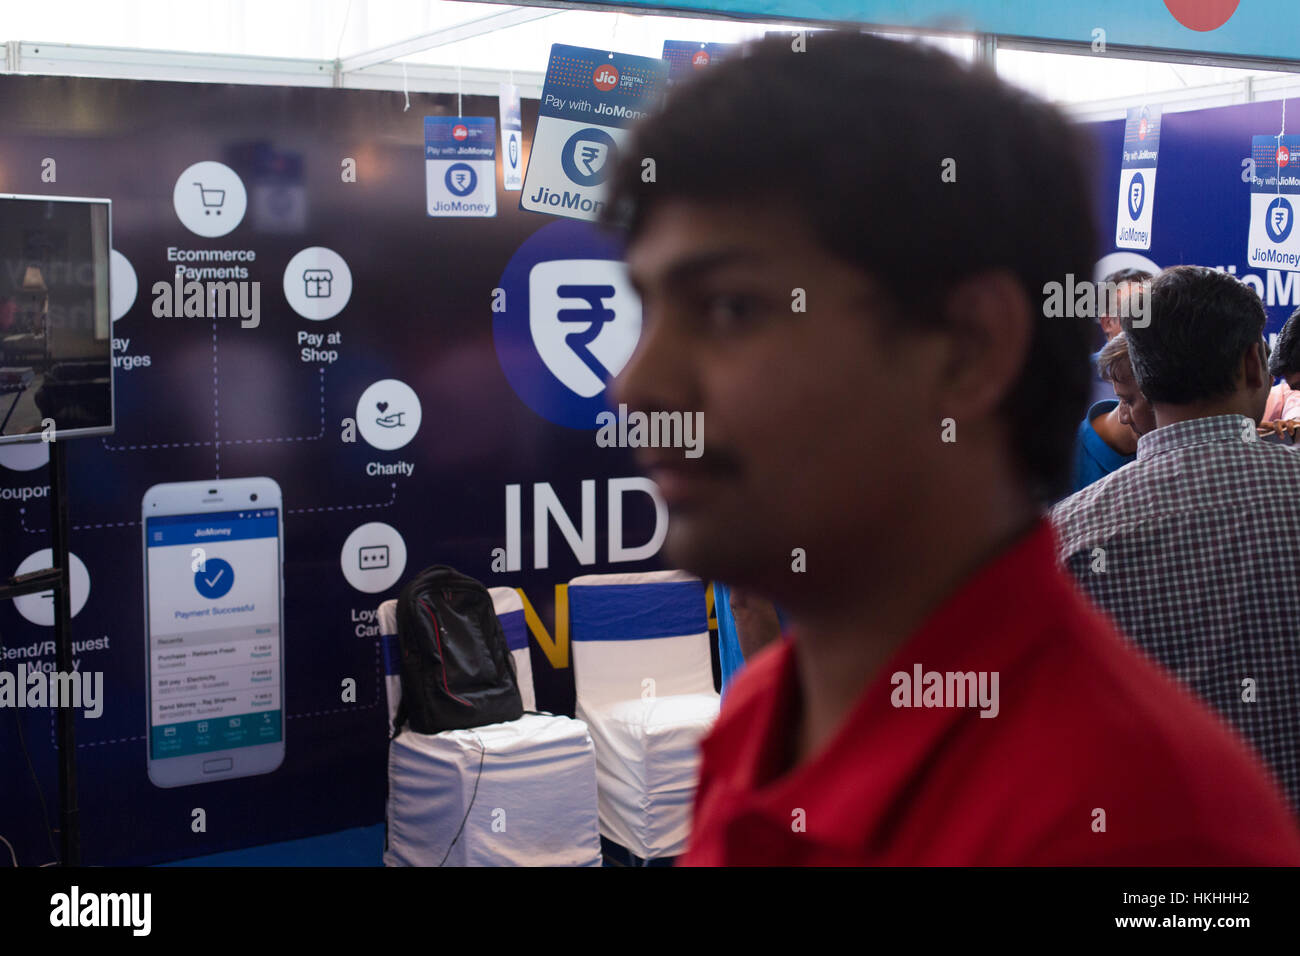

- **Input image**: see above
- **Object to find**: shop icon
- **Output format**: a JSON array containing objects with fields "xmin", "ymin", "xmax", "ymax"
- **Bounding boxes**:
[{"xmin": 303, "ymin": 269, "xmax": 333, "ymax": 298}]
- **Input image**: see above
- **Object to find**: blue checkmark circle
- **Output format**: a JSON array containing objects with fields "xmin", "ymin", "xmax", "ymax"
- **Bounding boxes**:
[{"xmin": 194, "ymin": 558, "xmax": 235, "ymax": 599}]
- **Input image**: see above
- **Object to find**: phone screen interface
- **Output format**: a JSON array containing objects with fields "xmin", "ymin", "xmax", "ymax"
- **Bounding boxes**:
[{"xmin": 146, "ymin": 508, "xmax": 282, "ymax": 759}]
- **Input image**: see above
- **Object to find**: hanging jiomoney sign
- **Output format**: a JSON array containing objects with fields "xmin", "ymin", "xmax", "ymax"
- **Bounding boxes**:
[
  {"xmin": 1247, "ymin": 133, "xmax": 1300, "ymax": 273},
  {"xmin": 1115, "ymin": 104, "xmax": 1161, "ymax": 251},
  {"xmin": 520, "ymin": 44, "xmax": 668, "ymax": 222},
  {"xmin": 426, "ymin": 116, "xmax": 497, "ymax": 217},
  {"xmin": 499, "ymin": 83, "xmax": 524, "ymax": 192}
]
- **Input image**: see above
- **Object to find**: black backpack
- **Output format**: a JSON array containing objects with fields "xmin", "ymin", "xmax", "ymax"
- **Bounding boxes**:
[{"xmin": 393, "ymin": 566, "xmax": 523, "ymax": 735}]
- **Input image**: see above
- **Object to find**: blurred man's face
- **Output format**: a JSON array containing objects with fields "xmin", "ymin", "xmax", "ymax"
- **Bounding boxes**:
[
  {"xmin": 1111, "ymin": 363, "xmax": 1156, "ymax": 436},
  {"xmin": 614, "ymin": 199, "xmax": 946, "ymax": 591},
  {"xmin": 1100, "ymin": 281, "xmax": 1144, "ymax": 341}
]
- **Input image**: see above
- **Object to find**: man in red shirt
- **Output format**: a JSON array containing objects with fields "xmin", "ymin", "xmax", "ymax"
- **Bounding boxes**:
[{"xmin": 597, "ymin": 32, "xmax": 1300, "ymax": 864}]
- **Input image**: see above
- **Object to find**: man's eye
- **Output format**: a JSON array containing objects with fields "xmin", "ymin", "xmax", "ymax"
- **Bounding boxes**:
[{"xmin": 704, "ymin": 294, "xmax": 760, "ymax": 330}]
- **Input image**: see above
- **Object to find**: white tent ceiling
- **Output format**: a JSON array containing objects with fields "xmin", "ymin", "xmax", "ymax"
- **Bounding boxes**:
[{"xmin": 2, "ymin": 0, "xmax": 1298, "ymax": 119}]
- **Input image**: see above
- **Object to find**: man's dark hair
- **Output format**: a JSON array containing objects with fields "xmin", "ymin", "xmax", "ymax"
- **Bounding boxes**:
[
  {"xmin": 1097, "ymin": 331, "xmax": 1132, "ymax": 383},
  {"xmin": 599, "ymin": 31, "xmax": 1099, "ymax": 503},
  {"xmin": 1122, "ymin": 266, "xmax": 1266, "ymax": 404},
  {"xmin": 1103, "ymin": 268, "xmax": 1153, "ymax": 287},
  {"xmin": 1268, "ymin": 306, "xmax": 1300, "ymax": 378}
]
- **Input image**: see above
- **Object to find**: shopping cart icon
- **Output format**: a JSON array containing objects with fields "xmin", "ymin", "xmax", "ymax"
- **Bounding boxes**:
[{"xmin": 193, "ymin": 181, "xmax": 226, "ymax": 215}]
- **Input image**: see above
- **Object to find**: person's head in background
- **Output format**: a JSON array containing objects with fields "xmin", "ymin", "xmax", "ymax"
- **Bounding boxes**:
[
  {"xmin": 1097, "ymin": 332, "xmax": 1156, "ymax": 437},
  {"xmin": 1122, "ymin": 266, "xmax": 1270, "ymax": 428},
  {"xmin": 599, "ymin": 31, "xmax": 1097, "ymax": 614},
  {"xmin": 1268, "ymin": 305, "xmax": 1300, "ymax": 390},
  {"xmin": 1098, "ymin": 268, "xmax": 1152, "ymax": 341}
]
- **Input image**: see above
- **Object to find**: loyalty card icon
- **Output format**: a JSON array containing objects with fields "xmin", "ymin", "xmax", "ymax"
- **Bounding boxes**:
[
  {"xmin": 445, "ymin": 162, "xmax": 478, "ymax": 197},
  {"xmin": 561, "ymin": 128, "xmax": 618, "ymax": 188},
  {"xmin": 1128, "ymin": 172, "xmax": 1146, "ymax": 220},
  {"xmin": 529, "ymin": 260, "xmax": 641, "ymax": 398},
  {"xmin": 1266, "ymin": 197, "xmax": 1294, "ymax": 244}
]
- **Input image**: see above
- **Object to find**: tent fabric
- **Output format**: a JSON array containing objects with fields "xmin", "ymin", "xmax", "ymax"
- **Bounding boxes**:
[{"xmin": 385, "ymin": 713, "xmax": 601, "ymax": 867}]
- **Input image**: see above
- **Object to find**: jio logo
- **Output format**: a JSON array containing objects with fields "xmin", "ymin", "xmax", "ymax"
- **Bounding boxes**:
[
  {"xmin": 453, "ymin": 124, "xmax": 469, "ymax": 141},
  {"xmin": 1138, "ymin": 117, "xmax": 1148, "ymax": 140},
  {"xmin": 1128, "ymin": 172, "xmax": 1146, "ymax": 221},
  {"xmin": 1279, "ymin": 146, "xmax": 1291, "ymax": 168},
  {"xmin": 1266, "ymin": 197, "xmax": 1294, "ymax": 244},
  {"xmin": 693, "ymin": 50, "xmax": 710, "ymax": 68},
  {"xmin": 493, "ymin": 220, "xmax": 641, "ymax": 428},
  {"xmin": 593, "ymin": 63, "xmax": 620, "ymax": 91},
  {"xmin": 445, "ymin": 163, "xmax": 477, "ymax": 197},
  {"xmin": 1162, "ymin": 1, "xmax": 1240, "ymax": 32},
  {"xmin": 562, "ymin": 128, "xmax": 618, "ymax": 187}
]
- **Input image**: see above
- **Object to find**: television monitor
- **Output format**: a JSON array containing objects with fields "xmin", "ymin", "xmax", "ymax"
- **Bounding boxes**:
[{"xmin": 0, "ymin": 193, "xmax": 114, "ymax": 443}]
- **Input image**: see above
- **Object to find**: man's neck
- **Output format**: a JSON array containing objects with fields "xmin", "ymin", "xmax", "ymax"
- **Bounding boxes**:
[
  {"xmin": 1154, "ymin": 398, "xmax": 1256, "ymax": 428},
  {"xmin": 780, "ymin": 471, "xmax": 1039, "ymax": 771}
]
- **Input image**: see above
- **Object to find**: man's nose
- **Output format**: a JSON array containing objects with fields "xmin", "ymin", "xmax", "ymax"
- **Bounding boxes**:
[{"xmin": 610, "ymin": 310, "xmax": 697, "ymax": 413}]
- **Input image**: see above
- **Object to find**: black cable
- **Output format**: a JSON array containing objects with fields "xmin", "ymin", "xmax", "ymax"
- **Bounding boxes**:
[{"xmin": 438, "ymin": 732, "xmax": 486, "ymax": 867}]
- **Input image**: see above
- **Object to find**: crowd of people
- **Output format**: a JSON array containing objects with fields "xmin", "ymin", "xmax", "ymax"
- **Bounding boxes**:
[{"xmin": 598, "ymin": 29, "xmax": 1300, "ymax": 865}]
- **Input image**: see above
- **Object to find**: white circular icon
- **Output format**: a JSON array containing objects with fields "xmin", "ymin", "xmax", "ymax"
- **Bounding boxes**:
[
  {"xmin": 283, "ymin": 247, "xmax": 352, "ymax": 321},
  {"xmin": 340, "ymin": 522, "xmax": 407, "ymax": 593},
  {"xmin": 173, "ymin": 161, "xmax": 247, "ymax": 237},
  {"xmin": 12, "ymin": 550, "xmax": 90, "ymax": 626},
  {"xmin": 356, "ymin": 379, "xmax": 422, "ymax": 451},
  {"xmin": 0, "ymin": 443, "xmax": 49, "ymax": 472},
  {"xmin": 110, "ymin": 250, "xmax": 138, "ymax": 322}
]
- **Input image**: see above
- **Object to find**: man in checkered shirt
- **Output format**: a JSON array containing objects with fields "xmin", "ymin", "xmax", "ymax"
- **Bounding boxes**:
[{"xmin": 1052, "ymin": 265, "xmax": 1300, "ymax": 816}]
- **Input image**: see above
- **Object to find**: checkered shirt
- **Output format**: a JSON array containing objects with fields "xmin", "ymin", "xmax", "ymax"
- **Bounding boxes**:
[{"xmin": 1050, "ymin": 414, "xmax": 1300, "ymax": 814}]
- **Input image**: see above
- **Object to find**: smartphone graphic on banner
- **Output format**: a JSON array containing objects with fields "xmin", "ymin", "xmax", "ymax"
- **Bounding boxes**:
[{"xmin": 142, "ymin": 478, "xmax": 285, "ymax": 787}]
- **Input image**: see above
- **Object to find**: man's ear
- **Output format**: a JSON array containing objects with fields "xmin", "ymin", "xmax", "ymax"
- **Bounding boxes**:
[
  {"xmin": 1244, "ymin": 339, "xmax": 1270, "ymax": 389},
  {"xmin": 933, "ymin": 270, "xmax": 1033, "ymax": 421}
]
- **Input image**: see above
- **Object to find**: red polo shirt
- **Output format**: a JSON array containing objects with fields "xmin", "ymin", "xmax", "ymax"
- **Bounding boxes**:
[{"xmin": 681, "ymin": 520, "xmax": 1300, "ymax": 865}]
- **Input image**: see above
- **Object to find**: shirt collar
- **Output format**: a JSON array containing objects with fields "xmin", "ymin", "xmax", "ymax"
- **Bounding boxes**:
[{"xmin": 1135, "ymin": 414, "xmax": 1258, "ymax": 462}]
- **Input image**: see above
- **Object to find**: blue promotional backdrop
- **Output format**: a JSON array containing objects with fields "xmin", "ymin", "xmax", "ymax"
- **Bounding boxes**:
[
  {"xmin": 2, "ymin": 65, "xmax": 1298, "ymax": 867},
  {"xmin": 1088, "ymin": 96, "xmax": 1300, "ymax": 338},
  {"xmin": 0, "ymin": 75, "xmax": 664, "ymax": 866}
]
